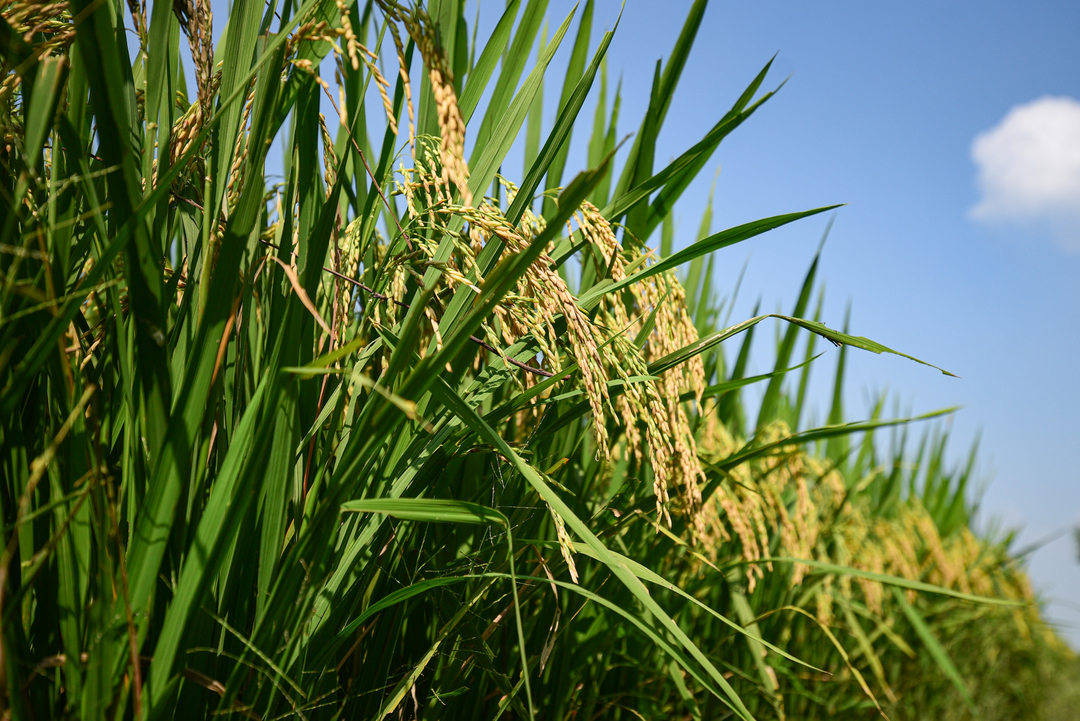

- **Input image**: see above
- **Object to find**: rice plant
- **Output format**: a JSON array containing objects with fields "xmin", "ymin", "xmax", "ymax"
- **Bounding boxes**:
[{"xmin": 0, "ymin": 0, "xmax": 1071, "ymax": 718}]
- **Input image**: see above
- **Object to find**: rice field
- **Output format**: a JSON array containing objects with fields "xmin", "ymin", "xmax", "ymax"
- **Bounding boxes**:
[{"xmin": 0, "ymin": 0, "xmax": 1075, "ymax": 718}]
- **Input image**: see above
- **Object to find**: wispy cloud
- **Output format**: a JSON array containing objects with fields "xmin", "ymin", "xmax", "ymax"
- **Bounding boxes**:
[{"xmin": 970, "ymin": 96, "xmax": 1080, "ymax": 252}]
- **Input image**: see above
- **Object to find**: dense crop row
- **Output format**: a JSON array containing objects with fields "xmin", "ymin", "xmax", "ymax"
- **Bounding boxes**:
[{"xmin": 0, "ymin": 0, "xmax": 1073, "ymax": 718}]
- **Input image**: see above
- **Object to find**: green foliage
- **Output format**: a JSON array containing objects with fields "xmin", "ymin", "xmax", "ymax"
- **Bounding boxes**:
[{"xmin": 0, "ymin": 0, "xmax": 1072, "ymax": 719}]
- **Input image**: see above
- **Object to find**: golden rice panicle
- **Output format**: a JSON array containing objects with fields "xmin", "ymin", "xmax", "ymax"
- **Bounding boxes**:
[
  {"xmin": 578, "ymin": 201, "xmax": 711, "ymax": 528},
  {"xmin": 719, "ymin": 485, "xmax": 764, "ymax": 585},
  {"xmin": 695, "ymin": 423, "xmax": 768, "ymax": 587},
  {"xmin": 0, "ymin": 1, "xmax": 74, "ymax": 147},
  {"xmin": 600, "ymin": 336, "xmax": 674, "ymax": 525},
  {"xmin": 539, "ymin": 262, "xmax": 611, "ymax": 455},
  {"xmin": 692, "ymin": 411, "xmax": 1047, "ymax": 632},
  {"xmin": 337, "ymin": 218, "xmax": 364, "ymax": 338},
  {"xmin": 378, "ymin": 1, "xmax": 470, "ymax": 204},
  {"xmin": 770, "ymin": 453, "xmax": 820, "ymax": 586},
  {"xmin": 224, "ymin": 82, "xmax": 257, "ymax": 209},
  {"xmin": 547, "ymin": 503, "xmax": 579, "ymax": 584},
  {"xmin": 694, "ymin": 422, "xmax": 833, "ymax": 592},
  {"xmin": 1, "ymin": 0, "xmax": 76, "ymax": 62},
  {"xmin": 386, "ymin": 22, "xmax": 416, "ymax": 148},
  {"xmin": 319, "ymin": 112, "xmax": 338, "ymax": 192},
  {"xmin": 887, "ymin": 508, "xmax": 924, "ymax": 591},
  {"xmin": 165, "ymin": 0, "xmax": 220, "ymax": 168},
  {"xmin": 388, "ymin": 165, "xmax": 721, "ymax": 505},
  {"xmin": 764, "ymin": 471, "xmax": 799, "ymax": 564},
  {"xmin": 853, "ymin": 539, "xmax": 887, "ymax": 615},
  {"xmin": 958, "ymin": 527, "xmax": 994, "ymax": 596},
  {"xmin": 168, "ymin": 97, "xmax": 203, "ymax": 165},
  {"xmin": 335, "ymin": 0, "xmax": 361, "ymax": 71},
  {"xmin": 908, "ymin": 500, "xmax": 966, "ymax": 591},
  {"xmin": 452, "ymin": 192, "xmax": 614, "ymax": 456},
  {"xmin": 173, "ymin": 0, "xmax": 215, "ymax": 118},
  {"xmin": 408, "ymin": 9, "xmax": 471, "ymax": 206},
  {"xmin": 816, "ymin": 573, "xmax": 836, "ymax": 625}
]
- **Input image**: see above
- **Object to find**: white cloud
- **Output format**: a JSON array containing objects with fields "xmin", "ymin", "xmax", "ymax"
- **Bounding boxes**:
[{"xmin": 970, "ymin": 96, "xmax": 1080, "ymax": 251}]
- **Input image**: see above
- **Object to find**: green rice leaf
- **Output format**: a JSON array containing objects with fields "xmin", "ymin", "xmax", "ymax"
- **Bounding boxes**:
[
  {"xmin": 758, "ymin": 558, "xmax": 1025, "ymax": 606},
  {"xmin": 428, "ymin": 377, "xmax": 756, "ymax": 720},
  {"xmin": 570, "ymin": 543, "xmax": 825, "ymax": 674},
  {"xmin": 891, "ymin": 586, "xmax": 978, "ymax": 712},
  {"xmin": 467, "ymin": 3, "xmax": 574, "ymax": 201},
  {"xmin": 458, "ymin": 0, "xmax": 522, "ymax": 122},
  {"xmin": 507, "ymin": 3, "xmax": 617, "ymax": 226},
  {"xmin": 146, "ymin": 376, "xmax": 272, "ymax": 706},
  {"xmin": 715, "ymin": 407, "xmax": 959, "ymax": 471},
  {"xmin": 342, "ymin": 498, "xmax": 508, "ymax": 526},
  {"xmin": 540, "ymin": 0, "xmax": 595, "ymax": 217}
]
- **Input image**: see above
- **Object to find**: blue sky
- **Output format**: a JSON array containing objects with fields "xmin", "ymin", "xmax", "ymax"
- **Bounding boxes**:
[
  {"xmin": 470, "ymin": 0, "xmax": 1080, "ymax": 645},
  {"xmin": 191, "ymin": 0, "xmax": 1080, "ymax": 644}
]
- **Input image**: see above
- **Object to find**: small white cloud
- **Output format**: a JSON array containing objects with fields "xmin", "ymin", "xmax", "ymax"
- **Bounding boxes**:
[{"xmin": 970, "ymin": 96, "xmax": 1080, "ymax": 251}]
